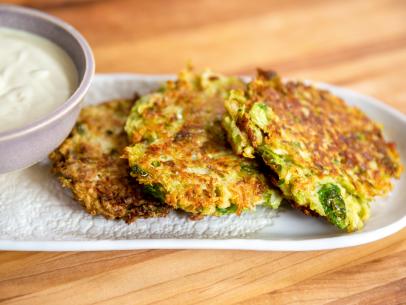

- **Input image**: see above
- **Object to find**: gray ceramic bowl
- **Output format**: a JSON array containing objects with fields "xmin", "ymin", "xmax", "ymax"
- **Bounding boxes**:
[{"xmin": 0, "ymin": 5, "xmax": 94, "ymax": 174}]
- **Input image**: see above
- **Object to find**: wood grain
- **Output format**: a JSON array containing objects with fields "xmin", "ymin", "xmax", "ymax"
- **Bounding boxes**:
[{"xmin": 1, "ymin": 0, "xmax": 405, "ymax": 304}]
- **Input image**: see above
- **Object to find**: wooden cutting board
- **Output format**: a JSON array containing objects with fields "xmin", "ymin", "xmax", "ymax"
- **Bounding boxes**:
[{"xmin": 1, "ymin": 0, "xmax": 405, "ymax": 304}]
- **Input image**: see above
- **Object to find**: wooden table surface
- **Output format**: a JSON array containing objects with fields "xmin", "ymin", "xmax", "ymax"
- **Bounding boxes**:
[{"xmin": 1, "ymin": 0, "xmax": 406, "ymax": 304}]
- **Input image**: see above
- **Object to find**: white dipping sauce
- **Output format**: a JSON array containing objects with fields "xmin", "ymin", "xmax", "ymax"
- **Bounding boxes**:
[{"xmin": 0, "ymin": 27, "xmax": 77, "ymax": 133}]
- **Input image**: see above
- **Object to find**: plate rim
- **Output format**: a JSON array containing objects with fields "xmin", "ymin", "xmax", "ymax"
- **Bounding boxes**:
[{"xmin": 1, "ymin": 73, "xmax": 405, "ymax": 252}]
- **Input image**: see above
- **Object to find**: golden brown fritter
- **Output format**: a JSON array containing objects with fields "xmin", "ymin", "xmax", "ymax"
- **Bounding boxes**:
[
  {"xmin": 124, "ymin": 68, "xmax": 284, "ymax": 216},
  {"xmin": 223, "ymin": 69, "xmax": 402, "ymax": 231},
  {"xmin": 49, "ymin": 99, "xmax": 171, "ymax": 223}
]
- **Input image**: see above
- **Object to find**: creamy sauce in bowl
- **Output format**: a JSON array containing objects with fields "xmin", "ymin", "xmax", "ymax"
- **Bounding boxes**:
[{"xmin": 0, "ymin": 27, "xmax": 78, "ymax": 133}]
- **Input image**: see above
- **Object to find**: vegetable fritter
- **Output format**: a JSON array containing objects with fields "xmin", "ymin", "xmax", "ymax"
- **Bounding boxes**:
[
  {"xmin": 223, "ymin": 69, "xmax": 402, "ymax": 231},
  {"xmin": 49, "ymin": 99, "xmax": 171, "ymax": 223},
  {"xmin": 124, "ymin": 68, "xmax": 284, "ymax": 216}
]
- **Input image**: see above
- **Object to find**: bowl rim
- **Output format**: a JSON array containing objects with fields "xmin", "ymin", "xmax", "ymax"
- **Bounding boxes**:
[{"xmin": 0, "ymin": 4, "xmax": 95, "ymax": 141}]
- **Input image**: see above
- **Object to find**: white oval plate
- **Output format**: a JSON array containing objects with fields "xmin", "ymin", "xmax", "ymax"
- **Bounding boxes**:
[{"xmin": 0, "ymin": 74, "xmax": 404, "ymax": 251}]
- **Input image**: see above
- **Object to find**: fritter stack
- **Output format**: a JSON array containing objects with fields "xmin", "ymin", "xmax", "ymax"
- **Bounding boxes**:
[{"xmin": 50, "ymin": 67, "xmax": 402, "ymax": 232}]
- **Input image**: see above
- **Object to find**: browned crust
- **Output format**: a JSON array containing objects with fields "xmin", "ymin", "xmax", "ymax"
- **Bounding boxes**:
[
  {"xmin": 125, "ymin": 70, "xmax": 282, "ymax": 215},
  {"xmin": 246, "ymin": 69, "xmax": 402, "ymax": 200},
  {"xmin": 49, "ymin": 99, "xmax": 171, "ymax": 223}
]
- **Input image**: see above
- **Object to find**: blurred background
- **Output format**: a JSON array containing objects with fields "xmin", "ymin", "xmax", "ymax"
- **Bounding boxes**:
[{"xmin": 2, "ymin": 0, "xmax": 406, "ymax": 112}]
